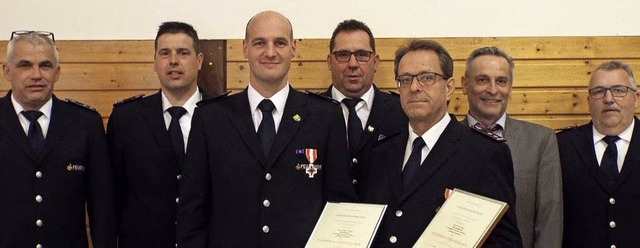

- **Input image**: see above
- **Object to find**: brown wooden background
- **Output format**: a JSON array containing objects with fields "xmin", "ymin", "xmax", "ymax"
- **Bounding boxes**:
[{"xmin": 2, "ymin": 36, "xmax": 640, "ymax": 129}]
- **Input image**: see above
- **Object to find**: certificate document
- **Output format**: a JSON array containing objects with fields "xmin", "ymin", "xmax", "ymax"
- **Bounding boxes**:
[
  {"xmin": 413, "ymin": 189, "xmax": 508, "ymax": 248},
  {"xmin": 306, "ymin": 202, "xmax": 387, "ymax": 248}
]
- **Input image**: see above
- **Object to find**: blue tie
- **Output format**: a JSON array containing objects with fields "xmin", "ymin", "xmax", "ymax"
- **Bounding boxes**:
[
  {"xmin": 167, "ymin": 107, "xmax": 187, "ymax": 164},
  {"xmin": 258, "ymin": 99, "xmax": 276, "ymax": 156},
  {"xmin": 601, "ymin": 136, "xmax": 621, "ymax": 188},
  {"xmin": 342, "ymin": 98, "xmax": 363, "ymax": 150},
  {"xmin": 403, "ymin": 137, "xmax": 426, "ymax": 191},
  {"xmin": 22, "ymin": 111, "xmax": 45, "ymax": 154}
]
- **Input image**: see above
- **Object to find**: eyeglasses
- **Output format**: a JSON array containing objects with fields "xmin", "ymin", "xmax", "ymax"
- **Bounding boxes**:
[
  {"xmin": 332, "ymin": 50, "xmax": 374, "ymax": 63},
  {"xmin": 588, "ymin": 85, "xmax": 636, "ymax": 99},
  {"xmin": 396, "ymin": 71, "xmax": 447, "ymax": 88},
  {"xmin": 10, "ymin": 30, "xmax": 55, "ymax": 43}
]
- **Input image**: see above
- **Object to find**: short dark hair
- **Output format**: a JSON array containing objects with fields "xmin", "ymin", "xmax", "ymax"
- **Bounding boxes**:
[
  {"xmin": 465, "ymin": 46, "xmax": 514, "ymax": 81},
  {"xmin": 155, "ymin": 21, "xmax": 200, "ymax": 53},
  {"xmin": 329, "ymin": 19, "xmax": 375, "ymax": 53},
  {"xmin": 394, "ymin": 40, "xmax": 453, "ymax": 79},
  {"xmin": 593, "ymin": 60, "xmax": 637, "ymax": 91}
]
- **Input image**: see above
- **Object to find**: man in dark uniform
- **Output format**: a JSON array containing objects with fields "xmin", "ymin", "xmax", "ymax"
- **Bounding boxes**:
[
  {"xmin": 0, "ymin": 31, "xmax": 115, "ymax": 247},
  {"xmin": 107, "ymin": 22, "xmax": 204, "ymax": 248},
  {"xmin": 558, "ymin": 61, "xmax": 640, "ymax": 247},
  {"xmin": 359, "ymin": 40, "xmax": 522, "ymax": 247},
  {"xmin": 322, "ymin": 19, "xmax": 407, "ymax": 193},
  {"xmin": 177, "ymin": 11, "xmax": 357, "ymax": 247}
]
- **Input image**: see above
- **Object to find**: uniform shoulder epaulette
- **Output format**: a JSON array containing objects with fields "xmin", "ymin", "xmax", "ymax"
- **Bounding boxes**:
[
  {"xmin": 113, "ymin": 94, "xmax": 145, "ymax": 107},
  {"xmin": 471, "ymin": 124, "xmax": 507, "ymax": 142},
  {"xmin": 64, "ymin": 98, "xmax": 98, "ymax": 113},
  {"xmin": 387, "ymin": 91, "xmax": 400, "ymax": 97},
  {"xmin": 554, "ymin": 125, "xmax": 577, "ymax": 134},
  {"xmin": 196, "ymin": 91, "xmax": 230, "ymax": 106},
  {"xmin": 305, "ymin": 90, "xmax": 339, "ymax": 104}
]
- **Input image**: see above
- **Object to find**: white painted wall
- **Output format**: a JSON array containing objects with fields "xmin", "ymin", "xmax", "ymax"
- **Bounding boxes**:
[{"xmin": 1, "ymin": 0, "xmax": 638, "ymax": 40}]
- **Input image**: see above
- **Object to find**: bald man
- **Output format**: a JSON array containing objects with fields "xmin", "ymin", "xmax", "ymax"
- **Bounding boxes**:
[{"xmin": 177, "ymin": 11, "xmax": 357, "ymax": 247}]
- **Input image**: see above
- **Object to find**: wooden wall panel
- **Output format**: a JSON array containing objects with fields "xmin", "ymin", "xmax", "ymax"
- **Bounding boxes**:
[
  {"xmin": 1, "ymin": 37, "xmax": 639, "ymax": 130},
  {"xmin": 0, "ymin": 40, "xmax": 226, "ymax": 125},
  {"xmin": 227, "ymin": 59, "xmax": 640, "ymax": 89},
  {"xmin": 226, "ymin": 36, "xmax": 640, "ymax": 129}
]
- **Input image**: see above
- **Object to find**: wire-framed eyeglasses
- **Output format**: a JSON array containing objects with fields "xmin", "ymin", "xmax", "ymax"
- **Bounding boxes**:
[{"xmin": 396, "ymin": 71, "xmax": 447, "ymax": 88}]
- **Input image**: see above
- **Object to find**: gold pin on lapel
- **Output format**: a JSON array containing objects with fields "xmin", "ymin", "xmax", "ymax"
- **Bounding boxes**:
[
  {"xmin": 367, "ymin": 125, "xmax": 375, "ymax": 132},
  {"xmin": 293, "ymin": 114, "xmax": 301, "ymax": 122}
]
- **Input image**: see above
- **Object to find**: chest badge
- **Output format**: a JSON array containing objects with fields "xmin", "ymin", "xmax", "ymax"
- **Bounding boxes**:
[{"xmin": 295, "ymin": 148, "xmax": 322, "ymax": 178}]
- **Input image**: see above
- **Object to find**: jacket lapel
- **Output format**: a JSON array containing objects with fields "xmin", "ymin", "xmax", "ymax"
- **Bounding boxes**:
[
  {"xmin": 612, "ymin": 117, "xmax": 640, "ymax": 191},
  {"xmin": 384, "ymin": 131, "xmax": 408, "ymax": 201},
  {"xmin": 0, "ymin": 93, "xmax": 39, "ymax": 162},
  {"xmin": 226, "ymin": 90, "xmax": 267, "ymax": 168},
  {"xmin": 504, "ymin": 117, "xmax": 519, "ymax": 146},
  {"xmin": 353, "ymin": 88, "xmax": 390, "ymax": 154},
  {"xmin": 140, "ymin": 92, "xmax": 179, "ymax": 166},
  {"xmin": 267, "ymin": 88, "xmax": 307, "ymax": 169},
  {"xmin": 39, "ymin": 96, "xmax": 72, "ymax": 163},
  {"xmin": 573, "ymin": 123, "xmax": 612, "ymax": 192},
  {"xmin": 401, "ymin": 116, "xmax": 461, "ymax": 201}
]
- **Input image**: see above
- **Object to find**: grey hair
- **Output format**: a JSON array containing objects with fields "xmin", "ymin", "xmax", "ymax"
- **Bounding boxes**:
[
  {"xmin": 592, "ymin": 61, "xmax": 637, "ymax": 91},
  {"xmin": 464, "ymin": 46, "xmax": 514, "ymax": 81},
  {"xmin": 6, "ymin": 32, "xmax": 59, "ymax": 66}
]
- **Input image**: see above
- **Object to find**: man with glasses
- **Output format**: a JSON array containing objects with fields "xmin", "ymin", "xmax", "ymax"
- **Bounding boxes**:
[
  {"xmin": 558, "ymin": 61, "xmax": 640, "ymax": 247},
  {"xmin": 359, "ymin": 40, "xmax": 522, "ymax": 247},
  {"xmin": 107, "ymin": 22, "xmax": 204, "ymax": 248},
  {"xmin": 177, "ymin": 11, "xmax": 357, "ymax": 247},
  {"xmin": 0, "ymin": 31, "xmax": 115, "ymax": 247},
  {"xmin": 322, "ymin": 19, "xmax": 406, "ymax": 194},
  {"xmin": 459, "ymin": 46, "xmax": 563, "ymax": 248}
]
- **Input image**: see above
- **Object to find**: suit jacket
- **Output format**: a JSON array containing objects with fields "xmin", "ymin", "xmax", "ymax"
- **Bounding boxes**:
[
  {"xmin": 558, "ymin": 118, "xmax": 640, "ymax": 247},
  {"xmin": 321, "ymin": 85, "xmax": 407, "ymax": 193},
  {"xmin": 177, "ymin": 87, "xmax": 358, "ymax": 248},
  {"xmin": 107, "ymin": 91, "xmax": 188, "ymax": 248},
  {"xmin": 360, "ymin": 115, "xmax": 522, "ymax": 247},
  {"xmin": 0, "ymin": 93, "xmax": 115, "ymax": 248},
  {"xmin": 461, "ymin": 116, "xmax": 563, "ymax": 248}
]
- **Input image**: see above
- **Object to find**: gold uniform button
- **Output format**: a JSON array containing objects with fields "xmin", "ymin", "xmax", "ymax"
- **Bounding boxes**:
[
  {"xmin": 389, "ymin": 236, "xmax": 397, "ymax": 243},
  {"xmin": 35, "ymin": 195, "xmax": 43, "ymax": 203},
  {"xmin": 610, "ymin": 221, "xmax": 616, "ymax": 228},
  {"xmin": 262, "ymin": 225, "xmax": 270, "ymax": 233},
  {"xmin": 609, "ymin": 198, "xmax": 616, "ymax": 205}
]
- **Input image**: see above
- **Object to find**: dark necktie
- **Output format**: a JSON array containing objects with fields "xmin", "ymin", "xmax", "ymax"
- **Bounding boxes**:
[
  {"xmin": 167, "ymin": 107, "xmax": 187, "ymax": 164},
  {"xmin": 342, "ymin": 98, "xmax": 363, "ymax": 150},
  {"xmin": 601, "ymin": 135, "xmax": 621, "ymax": 187},
  {"xmin": 22, "ymin": 111, "xmax": 45, "ymax": 154},
  {"xmin": 258, "ymin": 99, "xmax": 276, "ymax": 156},
  {"xmin": 402, "ymin": 137, "xmax": 426, "ymax": 191}
]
